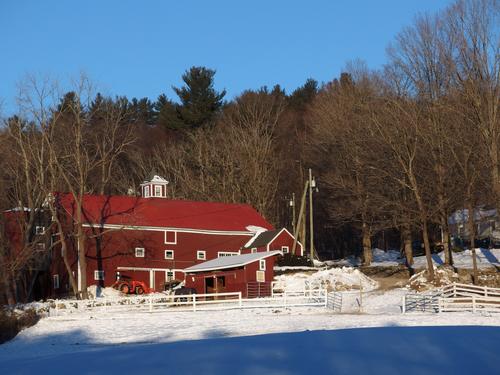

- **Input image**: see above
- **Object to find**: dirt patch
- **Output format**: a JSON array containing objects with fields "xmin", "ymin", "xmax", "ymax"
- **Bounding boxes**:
[
  {"xmin": 359, "ymin": 265, "xmax": 412, "ymax": 279},
  {"xmin": 0, "ymin": 308, "xmax": 40, "ymax": 345}
]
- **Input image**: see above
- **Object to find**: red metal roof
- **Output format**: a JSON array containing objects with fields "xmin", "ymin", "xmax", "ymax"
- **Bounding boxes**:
[{"xmin": 56, "ymin": 193, "xmax": 274, "ymax": 232}]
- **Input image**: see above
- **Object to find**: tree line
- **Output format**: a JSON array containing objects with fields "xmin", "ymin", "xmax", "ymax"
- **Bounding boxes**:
[{"xmin": 0, "ymin": 0, "xmax": 498, "ymax": 303}]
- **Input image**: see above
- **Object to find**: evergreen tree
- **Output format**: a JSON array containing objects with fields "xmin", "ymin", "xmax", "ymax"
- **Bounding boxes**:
[
  {"xmin": 171, "ymin": 66, "xmax": 226, "ymax": 130},
  {"xmin": 288, "ymin": 78, "xmax": 318, "ymax": 109},
  {"xmin": 153, "ymin": 94, "xmax": 184, "ymax": 130}
]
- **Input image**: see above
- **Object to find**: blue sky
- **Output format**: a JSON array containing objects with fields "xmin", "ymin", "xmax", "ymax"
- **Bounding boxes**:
[{"xmin": 0, "ymin": 0, "xmax": 453, "ymax": 113}]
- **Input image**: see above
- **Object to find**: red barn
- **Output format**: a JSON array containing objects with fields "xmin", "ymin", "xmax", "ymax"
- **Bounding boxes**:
[
  {"xmin": 184, "ymin": 251, "xmax": 281, "ymax": 298},
  {"xmin": 41, "ymin": 175, "xmax": 303, "ymax": 297}
]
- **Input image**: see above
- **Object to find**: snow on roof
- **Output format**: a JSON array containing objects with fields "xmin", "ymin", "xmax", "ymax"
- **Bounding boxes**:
[
  {"xmin": 184, "ymin": 251, "xmax": 282, "ymax": 273},
  {"xmin": 57, "ymin": 193, "xmax": 274, "ymax": 232},
  {"xmin": 243, "ymin": 229, "xmax": 282, "ymax": 249}
]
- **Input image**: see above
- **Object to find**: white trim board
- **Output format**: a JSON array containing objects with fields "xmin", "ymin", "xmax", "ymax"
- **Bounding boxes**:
[{"xmin": 82, "ymin": 223, "xmax": 256, "ymax": 237}]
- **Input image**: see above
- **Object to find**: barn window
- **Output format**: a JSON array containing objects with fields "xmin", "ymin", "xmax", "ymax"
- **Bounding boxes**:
[
  {"xmin": 259, "ymin": 259, "xmax": 266, "ymax": 271},
  {"xmin": 165, "ymin": 230, "xmax": 177, "ymax": 244},
  {"xmin": 154, "ymin": 185, "xmax": 162, "ymax": 197},
  {"xmin": 135, "ymin": 247, "xmax": 145, "ymax": 257},
  {"xmin": 94, "ymin": 270, "xmax": 105, "ymax": 281},
  {"xmin": 251, "ymin": 248, "xmax": 257, "ymax": 253},
  {"xmin": 144, "ymin": 185, "xmax": 150, "ymax": 198},
  {"xmin": 53, "ymin": 274, "xmax": 60, "ymax": 289},
  {"xmin": 197, "ymin": 250, "xmax": 206, "ymax": 260},
  {"xmin": 167, "ymin": 271, "xmax": 174, "ymax": 281},
  {"xmin": 256, "ymin": 270, "xmax": 265, "ymax": 282},
  {"xmin": 35, "ymin": 243, "xmax": 45, "ymax": 252},
  {"xmin": 281, "ymin": 246, "xmax": 289, "ymax": 254},
  {"xmin": 35, "ymin": 226, "xmax": 45, "ymax": 235},
  {"xmin": 165, "ymin": 250, "xmax": 174, "ymax": 259},
  {"xmin": 218, "ymin": 251, "xmax": 239, "ymax": 257}
]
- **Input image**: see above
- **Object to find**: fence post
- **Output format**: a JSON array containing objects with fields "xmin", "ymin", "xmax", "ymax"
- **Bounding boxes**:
[
  {"xmin": 193, "ymin": 294, "xmax": 197, "ymax": 312},
  {"xmin": 238, "ymin": 292, "xmax": 242, "ymax": 309},
  {"xmin": 437, "ymin": 298, "xmax": 442, "ymax": 313},
  {"xmin": 149, "ymin": 296, "xmax": 153, "ymax": 312},
  {"xmin": 472, "ymin": 295, "xmax": 476, "ymax": 314},
  {"xmin": 284, "ymin": 291, "xmax": 287, "ymax": 308},
  {"xmin": 402, "ymin": 295, "xmax": 406, "ymax": 314},
  {"xmin": 324, "ymin": 290, "xmax": 328, "ymax": 308},
  {"xmin": 453, "ymin": 283, "xmax": 456, "ymax": 297}
]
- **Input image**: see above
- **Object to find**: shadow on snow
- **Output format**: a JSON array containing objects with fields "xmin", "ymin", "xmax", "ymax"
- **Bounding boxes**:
[{"xmin": 0, "ymin": 325, "xmax": 498, "ymax": 375}]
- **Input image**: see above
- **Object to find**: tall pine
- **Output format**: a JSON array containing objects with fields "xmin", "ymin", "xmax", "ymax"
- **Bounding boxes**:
[{"xmin": 172, "ymin": 66, "xmax": 226, "ymax": 130}]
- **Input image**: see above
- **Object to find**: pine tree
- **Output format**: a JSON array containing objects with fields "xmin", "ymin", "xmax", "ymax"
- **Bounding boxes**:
[{"xmin": 172, "ymin": 66, "xmax": 226, "ymax": 130}]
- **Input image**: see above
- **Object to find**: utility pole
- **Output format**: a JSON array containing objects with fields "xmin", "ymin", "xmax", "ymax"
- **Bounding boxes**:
[
  {"xmin": 292, "ymin": 181, "xmax": 309, "ymax": 256},
  {"xmin": 290, "ymin": 193, "xmax": 296, "ymax": 235},
  {"xmin": 309, "ymin": 168, "xmax": 315, "ymax": 262}
]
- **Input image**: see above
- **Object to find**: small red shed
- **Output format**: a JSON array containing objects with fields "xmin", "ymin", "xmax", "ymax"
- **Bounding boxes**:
[{"xmin": 183, "ymin": 251, "xmax": 281, "ymax": 298}]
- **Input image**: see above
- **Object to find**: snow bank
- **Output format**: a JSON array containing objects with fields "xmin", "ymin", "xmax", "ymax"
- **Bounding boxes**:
[
  {"xmin": 274, "ymin": 267, "xmax": 378, "ymax": 292},
  {"xmin": 407, "ymin": 267, "xmax": 457, "ymax": 292},
  {"xmin": 322, "ymin": 249, "xmax": 403, "ymax": 267},
  {"xmin": 412, "ymin": 248, "xmax": 500, "ymax": 269},
  {"xmin": 322, "ymin": 248, "xmax": 500, "ymax": 269}
]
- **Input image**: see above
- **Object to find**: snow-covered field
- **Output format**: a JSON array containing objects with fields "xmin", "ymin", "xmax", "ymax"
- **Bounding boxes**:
[
  {"xmin": 1, "ymin": 266, "xmax": 499, "ymax": 374},
  {"xmin": 327, "ymin": 248, "xmax": 500, "ymax": 269},
  {"xmin": 1, "ymin": 286, "xmax": 500, "ymax": 374}
]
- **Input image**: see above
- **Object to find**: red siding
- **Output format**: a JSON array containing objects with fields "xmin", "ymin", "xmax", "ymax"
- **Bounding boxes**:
[
  {"xmin": 185, "ymin": 256, "xmax": 276, "ymax": 297},
  {"xmin": 50, "ymin": 228, "xmax": 254, "ymax": 293},
  {"xmin": 268, "ymin": 230, "xmax": 303, "ymax": 256},
  {"xmin": 240, "ymin": 229, "xmax": 303, "ymax": 256}
]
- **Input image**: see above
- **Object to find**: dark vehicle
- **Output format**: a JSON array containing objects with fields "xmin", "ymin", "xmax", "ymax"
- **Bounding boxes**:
[
  {"xmin": 163, "ymin": 279, "xmax": 182, "ymax": 292},
  {"xmin": 173, "ymin": 286, "xmax": 196, "ymax": 302}
]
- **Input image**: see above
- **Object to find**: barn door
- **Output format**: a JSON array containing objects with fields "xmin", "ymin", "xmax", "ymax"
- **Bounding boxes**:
[{"xmin": 151, "ymin": 270, "xmax": 166, "ymax": 291}]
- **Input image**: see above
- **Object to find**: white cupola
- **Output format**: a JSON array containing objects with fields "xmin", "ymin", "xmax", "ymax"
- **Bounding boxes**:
[{"xmin": 140, "ymin": 175, "xmax": 169, "ymax": 198}]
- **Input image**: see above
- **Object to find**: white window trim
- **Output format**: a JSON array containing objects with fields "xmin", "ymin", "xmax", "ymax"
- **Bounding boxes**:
[
  {"xmin": 165, "ymin": 250, "xmax": 174, "ymax": 260},
  {"xmin": 35, "ymin": 226, "xmax": 45, "ymax": 235},
  {"xmin": 154, "ymin": 185, "xmax": 162, "ymax": 197},
  {"xmin": 35, "ymin": 243, "xmax": 45, "ymax": 251},
  {"xmin": 197, "ymin": 250, "xmax": 206, "ymax": 260},
  {"xmin": 144, "ymin": 185, "xmax": 150, "ymax": 198},
  {"xmin": 135, "ymin": 247, "xmax": 145, "ymax": 257},
  {"xmin": 218, "ymin": 251, "xmax": 239, "ymax": 257},
  {"xmin": 94, "ymin": 270, "xmax": 104, "ymax": 281},
  {"xmin": 164, "ymin": 230, "xmax": 177, "ymax": 244},
  {"xmin": 167, "ymin": 271, "xmax": 174, "ymax": 281},
  {"xmin": 251, "ymin": 247, "xmax": 257, "ymax": 253},
  {"xmin": 281, "ymin": 246, "xmax": 289, "ymax": 254},
  {"xmin": 53, "ymin": 274, "xmax": 60, "ymax": 289},
  {"xmin": 259, "ymin": 259, "xmax": 266, "ymax": 271}
]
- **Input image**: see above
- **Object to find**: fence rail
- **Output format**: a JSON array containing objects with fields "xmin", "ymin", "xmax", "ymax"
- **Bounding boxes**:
[
  {"xmin": 441, "ymin": 283, "xmax": 500, "ymax": 299},
  {"xmin": 403, "ymin": 283, "xmax": 500, "ymax": 314},
  {"xmin": 50, "ymin": 289, "xmax": 328, "ymax": 316},
  {"xmin": 438, "ymin": 295, "xmax": 500, "ymax": 313}
]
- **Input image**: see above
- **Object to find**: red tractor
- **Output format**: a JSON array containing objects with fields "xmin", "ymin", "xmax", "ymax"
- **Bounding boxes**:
[{"xmin": 112, "ymin": 277, "xmax": 153, "ymax": 295}]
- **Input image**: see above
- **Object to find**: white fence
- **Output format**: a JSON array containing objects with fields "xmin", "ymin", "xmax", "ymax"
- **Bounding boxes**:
[
  {"xmin": 441, "ymin": 283, "xmax": 500, "ymax": 299},
  {"xmin": 403, "ymin": 283, "xmax": 500, "ymax": 314},
  {"xmin": 438, "ymin": 296, "xmax": 500, "ymax": 313},
  {"xmin": 50, "ymin": 289, "xmax": 328, "ymax": 316},
  {"xmin": 326, "ymin": 292, "xmax": 343, "ymax": 313}
]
